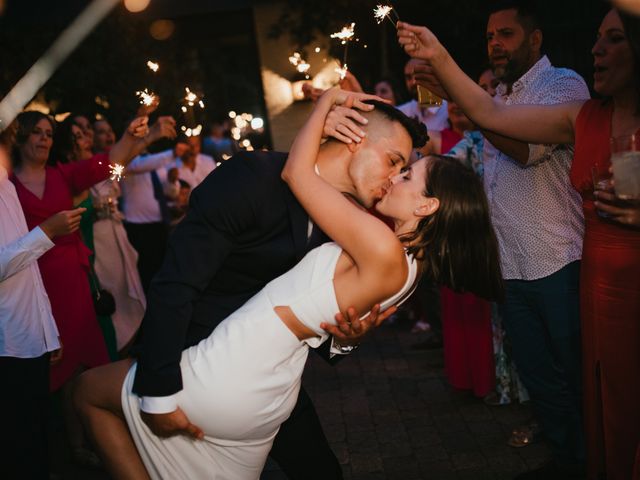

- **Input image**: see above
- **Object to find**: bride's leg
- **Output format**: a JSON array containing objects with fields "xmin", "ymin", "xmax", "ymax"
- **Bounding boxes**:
[{"xmin": 74, "ymin": 358, "xmax": 150, "ymax": 480}]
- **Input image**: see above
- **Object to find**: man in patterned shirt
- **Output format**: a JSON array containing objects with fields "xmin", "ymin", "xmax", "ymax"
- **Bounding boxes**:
[{"xmin": 481, "ymin": 1, "xmax": 590, "ymax": 478}]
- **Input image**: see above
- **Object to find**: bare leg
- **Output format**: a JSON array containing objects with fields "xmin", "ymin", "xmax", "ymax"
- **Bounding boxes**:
[{"xmin": 74, "ymin": 359, "xmax": 150, "ymax": 480}]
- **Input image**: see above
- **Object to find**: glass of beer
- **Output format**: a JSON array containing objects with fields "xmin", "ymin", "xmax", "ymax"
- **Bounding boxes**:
[
  {"xmin": 610, "ymin": 134, "xmax": 640, "ymax": 200},
  {"xmin": 417, "ymin": 84, "xmax": 443, "ymax": 107}
]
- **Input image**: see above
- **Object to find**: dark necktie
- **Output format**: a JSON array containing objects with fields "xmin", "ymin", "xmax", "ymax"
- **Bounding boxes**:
[{"xmin": 150, "ymin": 170, "xmax": 170, "ymax": 224}]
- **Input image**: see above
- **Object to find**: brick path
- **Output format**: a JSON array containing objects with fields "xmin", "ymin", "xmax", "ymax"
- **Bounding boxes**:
[{"xmin": 53, "ymin": 322, "xmax": 551, "ymax": 479}]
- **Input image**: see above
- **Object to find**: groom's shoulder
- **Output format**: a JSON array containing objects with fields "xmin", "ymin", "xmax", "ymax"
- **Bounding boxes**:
[
  {"xmin": 194, "ymin": 150, "xmax": 289, "ymax": 199},
  {"xmin": 223, "ymin": 150, "xmax": 289, "ymax": 175}
]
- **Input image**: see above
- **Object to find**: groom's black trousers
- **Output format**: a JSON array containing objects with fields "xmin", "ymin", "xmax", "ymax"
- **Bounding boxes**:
[{"xmin": 270, "ymin": 388, "xmax": 343, "ymax": 480}]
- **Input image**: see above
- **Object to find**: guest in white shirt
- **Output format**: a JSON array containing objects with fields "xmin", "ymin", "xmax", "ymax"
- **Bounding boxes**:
[
  {"xmin": 171, "ymin": 134, "xmax": 217, "ymax": 189},
  {"xmin": 121, "ymin": 139, "xmax": 183, "ymax": 292},
  {"xmin": 0, "ymin": 146, "xmax": 85, "ymax": 479}
]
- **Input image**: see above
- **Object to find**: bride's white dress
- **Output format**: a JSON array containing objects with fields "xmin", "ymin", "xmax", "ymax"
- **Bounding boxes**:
[{"xmin": 121, "ymin": 242, "xmax": 418, "ymax": 480}]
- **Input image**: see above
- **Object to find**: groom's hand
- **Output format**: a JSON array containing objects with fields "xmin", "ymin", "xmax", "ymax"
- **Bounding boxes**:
[
  {"xmin": 321, "ymin": 304, "xmax": 398, "ymax": 347},
  {"xmin": 141, "ymin": 408, "xmax": 204, "ymax": 440}
]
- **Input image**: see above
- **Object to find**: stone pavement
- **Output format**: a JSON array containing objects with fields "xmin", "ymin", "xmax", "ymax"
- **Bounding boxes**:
[
  {"xmin": 282, "ymin": 321, "xmax": 552, "ymax": 480},
  {"xmin": 52, "ymin": 322, "xmax": 551, "ymax": 480}
]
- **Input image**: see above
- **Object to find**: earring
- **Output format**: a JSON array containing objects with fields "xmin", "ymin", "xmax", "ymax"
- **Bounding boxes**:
[{"xmin": 414, "ymin": 208, "xmax": 420, "ymax": 215}]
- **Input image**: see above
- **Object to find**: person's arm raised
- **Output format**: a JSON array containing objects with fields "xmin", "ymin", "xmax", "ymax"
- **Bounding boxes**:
[
  {"xmin": 281, "ymin": 88, "xmax": 407, "ymax": 315},
  {"xmin": 397, "ymin": 22, "xmax": 581, "ymax": 146}
]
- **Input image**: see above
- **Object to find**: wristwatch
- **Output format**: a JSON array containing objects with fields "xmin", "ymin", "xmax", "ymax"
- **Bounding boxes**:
[{"xmin": 336, "ymin": 342, "xmax": 359, "ymax": 354}]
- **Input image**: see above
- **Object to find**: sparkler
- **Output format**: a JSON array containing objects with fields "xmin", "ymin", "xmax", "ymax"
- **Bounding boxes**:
[
  {"xmin": 109, "ymin": 163, "xmax": 125, "ymax": 182},
  {"xmin": 373, "ymin": 5, "xmax": 400, "ymax": 26},
  {"xmin": 335, "ymin": 64, "xmax": 348, "ymax": 80},
  {"xmin": 330, "ymin": 22, "xmax": 356, "ymax": 82},
  {"xmin": 330, "ymin": 22, "xmax": 356, "ymax": 44},
  {"xmin": 135, "ymin": 88, "xmax": 157, "ymax": 106}
]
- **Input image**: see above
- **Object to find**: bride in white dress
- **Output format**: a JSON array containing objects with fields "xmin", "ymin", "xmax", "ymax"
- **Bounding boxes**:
[{"xmin": 74, "ymin": 88, "xmax": 503, "ymax": 479}]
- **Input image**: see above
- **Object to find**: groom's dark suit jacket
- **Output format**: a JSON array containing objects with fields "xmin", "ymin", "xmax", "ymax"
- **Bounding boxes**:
[{"xmin": 132, "ymin": 150, "xmax": 330, "ymax": 397}]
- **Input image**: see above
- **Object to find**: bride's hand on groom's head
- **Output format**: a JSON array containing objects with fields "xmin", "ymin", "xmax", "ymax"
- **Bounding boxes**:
[
  {"xmin": 321, "ymin": 304, "xmax": 397, "ymax": 346},
  {"xmin": 321, "ymin": 89, "xmax": 390, "ymax": 145},
  {"xmin": 323, "ymin": 106, "xmax": 368, "ymax": 144}
]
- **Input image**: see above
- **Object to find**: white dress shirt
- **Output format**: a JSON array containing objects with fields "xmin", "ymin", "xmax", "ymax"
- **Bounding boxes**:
[
  {"xmin": 171, "ymin": 154, "xmax": 217, "ymax": 188},
  {"xmin": 483, "ymin": 55, "xmax": 590, "ymax": 280},
  {"xmin": 121, "ymin": 150, "xmax": 176, "ymax": 224},
  {"xmin": 397, "ymin": 99, "xmax": 450, "ymax": 131},
  {"xmin": 0, "ymin": 166, "xmax": 59, "ymax": 358}
]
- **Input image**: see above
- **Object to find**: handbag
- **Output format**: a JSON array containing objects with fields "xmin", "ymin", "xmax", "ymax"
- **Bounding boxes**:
[{"xmin": 89, "ymin": 263, "xmax": 116, "ymax": 316}]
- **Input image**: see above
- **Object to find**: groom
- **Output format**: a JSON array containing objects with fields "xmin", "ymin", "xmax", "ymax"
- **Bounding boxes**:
[{"xmin": 132, "ymin": 93, "xmax": 427, "ymax": 479}]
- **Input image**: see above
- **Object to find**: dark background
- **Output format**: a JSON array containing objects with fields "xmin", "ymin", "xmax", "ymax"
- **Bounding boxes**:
[{"xmin": 0, "ymin": 0, "xmax": 611, "ymax": 140}]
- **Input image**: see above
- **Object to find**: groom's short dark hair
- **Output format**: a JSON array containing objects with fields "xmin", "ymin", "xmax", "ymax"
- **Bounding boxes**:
[{"xmin": 363, "ymin": 100, "xmax": 429, "ymax": 149}]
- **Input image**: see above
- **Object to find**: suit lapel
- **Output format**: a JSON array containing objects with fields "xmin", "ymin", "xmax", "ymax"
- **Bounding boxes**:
[{"xmin": 282, "ymin": 183, "xmax": 309, "ymax": 261}]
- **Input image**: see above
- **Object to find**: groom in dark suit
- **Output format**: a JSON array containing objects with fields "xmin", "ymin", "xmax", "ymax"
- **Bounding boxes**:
[{"xmin": 132, "ymin": 97, "xmax": 427, "ymax": 479}]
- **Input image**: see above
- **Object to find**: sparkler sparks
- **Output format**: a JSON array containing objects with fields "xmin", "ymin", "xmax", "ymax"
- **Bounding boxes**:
[
  {"xmin": 135, "ymin": 88, "xmax": 157, "ymax": 106},
  {"xmin": 146, "ymin": 60, "xmax": 159, "ymax": 72},
  {"xmin": 373, "ymin": 4, "xmax": 400, "ymax": 27},
  {"xmin": 335, "ymin": 64, "xmax": 348, "ymax": 80},
  {"xmin": 109, "ymin": 163, "xmax": 125, "ymax": 182},
  {"xmin": 330, "ymin": 22, "xmax": 356, "ymax": 44}
]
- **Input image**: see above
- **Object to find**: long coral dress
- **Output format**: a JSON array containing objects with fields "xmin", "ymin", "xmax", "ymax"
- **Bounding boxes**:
[
  {"xmin": 570, "ymin": 99, "xmax": 640, "ymax": 480},
  {"xmin": 11, "ymin": 155, "xmax": 111, "ymax": 391}
]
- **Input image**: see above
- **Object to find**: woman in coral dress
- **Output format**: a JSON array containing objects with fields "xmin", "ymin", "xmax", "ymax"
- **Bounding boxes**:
[{"xmin": 10, "ymin": 112, "xmax": 149, "ymax": 390}]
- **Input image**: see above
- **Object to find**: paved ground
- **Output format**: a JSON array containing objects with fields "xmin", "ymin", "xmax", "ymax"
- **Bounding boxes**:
[{"xmin": 51, "ymin": 321, "xmax": 551, "ymax": 480}]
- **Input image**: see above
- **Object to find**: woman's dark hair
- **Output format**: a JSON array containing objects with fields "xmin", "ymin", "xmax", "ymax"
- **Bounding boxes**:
[
  {"xmin": 618, "ymin": 9, "xmax": 640, "ymax": 113},
  {"xmin": 50, "ymin": 115, "xmax": 82, "ymax": 165},
  {"xmin": 402, "ymin": 155, "xmax": 504, "ymax": 301},
  {"xmin": 12, "ymin": 111, "xmax": 55, "ymax": 167}
]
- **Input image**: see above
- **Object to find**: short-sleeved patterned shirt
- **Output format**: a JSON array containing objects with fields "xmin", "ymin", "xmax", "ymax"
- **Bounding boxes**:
[{"xmin": 483, "ymin": 55, "xmax": 590, "ymax": 280}]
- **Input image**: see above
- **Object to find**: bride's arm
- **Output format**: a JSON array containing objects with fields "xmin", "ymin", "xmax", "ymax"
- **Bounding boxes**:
[{"xmin": 281, "ymin": 88, "xmax": 407, "ymax": 312}]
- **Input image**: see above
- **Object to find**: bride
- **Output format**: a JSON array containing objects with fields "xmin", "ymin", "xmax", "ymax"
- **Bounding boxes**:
[{"xmin": 74, "ymin": 88, "xmax": 503, "ymax": 479}]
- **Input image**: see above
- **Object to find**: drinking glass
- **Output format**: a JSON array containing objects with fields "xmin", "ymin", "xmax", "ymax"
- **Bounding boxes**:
[
  {"xmin": 610, "ymin": 134, "xmax": 640, "ymax": 200},
  {"xmin": 417, "ymin": 84, "xmax": 443, "ymax": 107}
]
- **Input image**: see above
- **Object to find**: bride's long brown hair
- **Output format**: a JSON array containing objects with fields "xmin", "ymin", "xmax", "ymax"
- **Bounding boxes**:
[{"xmin": 401, "ymin": 155, "xmax": 504, "ymax": 301}]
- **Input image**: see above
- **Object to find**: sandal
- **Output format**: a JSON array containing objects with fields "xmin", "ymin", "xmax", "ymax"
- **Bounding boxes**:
[{"xmin": 507, "ymin": 421, "xmax": 542, "ymax": 448}]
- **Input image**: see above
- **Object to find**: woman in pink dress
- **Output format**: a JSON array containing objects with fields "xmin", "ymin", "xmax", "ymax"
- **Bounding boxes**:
[{"xmin": 9, "ymin": 111, "xmax": 149, "ymax": 462}]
